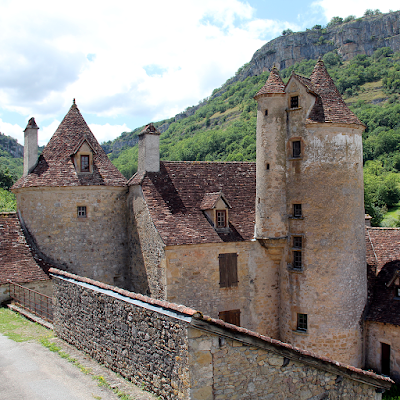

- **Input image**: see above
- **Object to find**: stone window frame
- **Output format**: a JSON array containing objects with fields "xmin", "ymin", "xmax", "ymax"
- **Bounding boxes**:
[
  {"xmin": 288, "ymin": 137, "xmax": 304, "ymax": 160},
  {"xmin": 290, "ymin": 203, "xmax": 303, "ymax": 219},
  {"xmin": 77, "ymin": 206, "xmax": 87, "ymax": 219},
  {"xmin": 296, "ymin": 313, "xmax": 308, "ymax": 333},
  {"xmin": 216, "ymin": 210, "xmax": 227, "ymax": 229},
  {"xmin": 80, "ymin": 155, "xmax": 90, "ymax": 172},
  {"xmin": 290, "ymin": 95, "xmax": 299, "ymax": 109}
]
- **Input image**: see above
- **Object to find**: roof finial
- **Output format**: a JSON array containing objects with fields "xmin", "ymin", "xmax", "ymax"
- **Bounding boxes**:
[{"xmin": 71, "ymin": 98, "xmax": 77, "ymax": 109}]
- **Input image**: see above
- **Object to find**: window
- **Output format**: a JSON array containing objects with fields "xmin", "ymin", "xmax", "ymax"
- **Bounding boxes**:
[
  {"xmin": 297, "ymin": 313, "xmax": 308, "ymax": 332},
  {"xmin": 77, "ymin": 206, "xmax": 87, "ymax": 218},
  {"xmin": 219, "ymin": 253, "xmax": 238, "ymax": 288},
  {"xmin": 264, "ymin": 109, "xmax": 268, "ymax": 116},
  {"xmin": 80, "ymin": 155, "xmax": 90, "ymax": 172},
  {"xmin": 290, "ymin": 95, "xmax": 299, "ymax": 108},
  {"xmin": 219, "ymin": 309, "xmax": 240, "ymax": 326},
  {"xmin": 381, "ymin": 343, "xmax": 391, "ymax": 376},
  {"xmin": 292, "ymin": 236, "xmax": 303, "ymax": 270},
  {"xmin": 216, "ymin": 210, "xmax": 227, "ymax": 228},
  {"xmin": 293, "ymin": 204, "xmax": 302, "ymax": 218},
  {"xmin": 292, "ymin": 140, "xmax": 301, "ymax": 158}
]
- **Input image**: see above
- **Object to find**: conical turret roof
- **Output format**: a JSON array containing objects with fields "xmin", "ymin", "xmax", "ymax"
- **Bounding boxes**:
[
  {"xmin": 254, "ymin": 67, "xmax": 285, "ymax": 98},
  {"xmin": 13, "ymin": 101, "xmax": 127, "ymax": 188},
  {"xmin": 306, "ymin": 59, "xmax": 363, "ymax": 126}
]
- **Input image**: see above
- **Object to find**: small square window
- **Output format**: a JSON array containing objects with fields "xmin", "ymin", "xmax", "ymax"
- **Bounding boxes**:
[
  {"xmin": 216, "ymin": 210, "xmax": 227, "ymax": 228},
  {"xmin": 297, "ymin": 313, "xmax": 307, "ymax": 332},
  {"xmin": 80, "ymin": 155, "xmax": 90, "ymax": 172},
  {"xmin": 77, "ymin": 206, "xmax": 87, "ymax": 218},
  {"xmin": 292, "ymin": 141, "xmax": 301, "ymax": 158},
  {"xmin": 264, "ymin": 109, "xmax": 268, "ymax": 116},
  {"xmin": 293, "ymin": 204, "xmax": 302, "ymax": 218},
  {"xmin": 291, "ymin": 96, "xmax": 299, "ymax": 108}
]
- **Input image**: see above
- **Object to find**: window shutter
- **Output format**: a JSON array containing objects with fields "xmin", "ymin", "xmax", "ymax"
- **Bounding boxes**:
[
  {"xmin": 219, "ymin": 253, "xmax": 238, "ymax": 288},
  {"xmin": 219, "ymin": 309, "xmax": 240, "ymax": 326}
]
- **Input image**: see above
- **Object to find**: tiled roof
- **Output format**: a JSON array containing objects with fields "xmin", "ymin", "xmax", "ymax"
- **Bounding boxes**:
[
  {"xmin": 130, "ymin": 161, "xmax": 256, "ymax": 246},
  {"xmin": 0, "ymin": 213, "xmax": 50, "ymax": 285},
  {"xmin": 366, "ymin": 260, "xmax": 400, "ymax": 326},
  {"xmin": 254, "ymin": 67, "xmax": 285, "ymax": 97},
  {"xmin": 50, "ymin": 267, "xmax": 393, "ymax": 388},
  {"xmin": 366, "ymin": 227, "xmax": 400, "ymax": 273},
  {"xmin": 306, "ymin": 60, "xmax": 363, "ymax": 126},
  {"xmin": 199, "ymin": 192, "xmax": 231, "ymax": 210},
  {"xmin": 12, "ymin": 102, "xmax": 127, "ymax": 189}
]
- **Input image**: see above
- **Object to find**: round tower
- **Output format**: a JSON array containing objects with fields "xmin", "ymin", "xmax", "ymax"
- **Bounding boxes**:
[{"xmin": 255, "ymin": 61, "xmax": 367, "ymax": 367}]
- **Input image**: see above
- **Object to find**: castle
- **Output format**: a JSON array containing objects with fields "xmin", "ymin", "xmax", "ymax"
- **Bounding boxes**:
[{"xmin": 7, "ymin": 60, "xmax": 400, "ymax": 383}]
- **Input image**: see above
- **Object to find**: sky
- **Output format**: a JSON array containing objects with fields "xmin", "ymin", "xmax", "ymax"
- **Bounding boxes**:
[{"xmin": 0, "ymin": 0, "xmax": 399, "ymax": 147}]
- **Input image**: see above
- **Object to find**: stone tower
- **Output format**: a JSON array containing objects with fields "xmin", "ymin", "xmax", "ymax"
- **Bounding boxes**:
[{"xmin": 255, "ymin": 61, "xmax": 367, "ymax": 367}]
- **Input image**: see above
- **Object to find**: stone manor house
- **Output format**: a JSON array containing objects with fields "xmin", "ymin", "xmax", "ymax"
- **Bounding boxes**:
[{"xmin": 2, "ymin": 60, "xmax": 400, "ymax": 393}]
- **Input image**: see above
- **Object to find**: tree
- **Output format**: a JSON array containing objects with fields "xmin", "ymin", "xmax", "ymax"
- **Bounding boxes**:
[
  {"xmin": 0, "ymin": 167, "xmax": 15, "ymax": 190},
  {"xmin": 327, "ymin": 16, "xmax": 343, "ymax": 27},
  {"xmin": 282, "ymin": 29, "xmax": 293, "ymax": 36}
]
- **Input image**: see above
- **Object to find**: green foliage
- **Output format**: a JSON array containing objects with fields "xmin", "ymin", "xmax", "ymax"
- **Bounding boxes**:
[
  {"xmin": 383, "ymin": 383, "xmax": 400, "ymax": 399},
  {"xmin": 0, "ymin": 188, "xmax": 16, "ymax": 212},
  {"xmin": 343, "ymin": 15, "xmax": 356, "ymax": 23},
  {"xmin": 327, "ymin": 16, "xmax": 343, "ymax": 27},
  {"xmin": 364, "ymin": 9, "xmax": 382, "ymax": 17},
  {"xmin": 282, "ymin": 29, "xmax": 293, "ymax": 36}
]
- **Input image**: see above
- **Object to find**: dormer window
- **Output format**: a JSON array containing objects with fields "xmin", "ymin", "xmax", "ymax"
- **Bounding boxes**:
[
  {"xmin": 81, "ymin": 155, "xmax": 89, "ymax": 172},
  {"xmin": 71, "ymin": 138, "xmax": 96, "ymax": 174},
  {"xmin": 200, "ymin": 191, "xmax": 232, "ymax": 231},
  {"xmin": 290, "ymin": 95, "xmax": 299, "ymax": 108}
]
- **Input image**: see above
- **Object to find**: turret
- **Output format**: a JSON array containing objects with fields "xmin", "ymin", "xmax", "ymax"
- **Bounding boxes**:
[{"xmin": 23, "ymin": 117, "xmax": 39, "ymax": 176}]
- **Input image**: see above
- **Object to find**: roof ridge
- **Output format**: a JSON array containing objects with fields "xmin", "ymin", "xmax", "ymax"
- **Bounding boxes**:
[{"xmin": 255, "ymin": 67, "xmax": 285, "ymax": 97}]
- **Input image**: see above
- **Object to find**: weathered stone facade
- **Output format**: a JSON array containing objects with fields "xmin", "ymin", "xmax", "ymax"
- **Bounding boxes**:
[
  {"xmin": 14, "ymin": 186, "xmax": 131, "ymax": 289},
  {"xmin": 165, "ymin": 242, "xmax": 280, "ymax": 338},
  {"xmin": 50, "ymin": 269, "xmax": 391, "ymax": 400}
]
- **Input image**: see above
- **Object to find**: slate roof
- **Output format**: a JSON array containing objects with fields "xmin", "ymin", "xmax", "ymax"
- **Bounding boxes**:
[
  {"xmin": 366, "ymin": 227, "xmax": 400, "ymax": 273},
  {"xmin": 0, "ymin": 213, "xmax": 51, "ymax": 285},
  {"xmin": 129, "ymin": 161, "xmax": 256, "ymax": 246},
  {"xmin": 366, "ymin": 260, "xmax": 400, "ymax": 326},
  {"xmin": 12, "ymin": 102, "xmax": 127, "ymax": 189},
  {"xmin": 254, "ymin": 67, "xmax": 285, "ymax": 97}
]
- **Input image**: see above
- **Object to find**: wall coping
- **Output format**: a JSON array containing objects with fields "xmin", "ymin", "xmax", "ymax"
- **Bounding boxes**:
[{"xmin": 49, "ymin": 268, "xmax": 393, "ymax": 390}]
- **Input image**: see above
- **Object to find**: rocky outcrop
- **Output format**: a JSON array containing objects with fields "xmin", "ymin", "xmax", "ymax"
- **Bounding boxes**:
[
  {"xmin": 0, "ymin": 132, "xmax": 23, "ymax": 158},
  {"xmin": 236, "ymin": 11, "xmax": 400, "ymax": 81}
]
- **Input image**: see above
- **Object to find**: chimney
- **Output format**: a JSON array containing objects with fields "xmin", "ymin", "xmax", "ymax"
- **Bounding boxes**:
[
  {"xmin": 23, "ymin": 117, "xmax": 39, "ymax": 176},
  {"xmin": 137, "ymin": 123, "xmax": 160, "ymax": 173}
]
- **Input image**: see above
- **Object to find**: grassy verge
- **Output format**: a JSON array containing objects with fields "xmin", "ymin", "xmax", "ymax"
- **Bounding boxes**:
[
  {"xmin": 0, "ymin": 306, "xmax": 136, "ymax": 400},
  {"xmin": 381, "ymin": 204, "xmax": 400, "ymax": 227}
]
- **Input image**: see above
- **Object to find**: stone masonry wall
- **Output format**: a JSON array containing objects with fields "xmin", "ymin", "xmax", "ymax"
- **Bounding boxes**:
[
  {"xmin": 52, "ymin": 275, "xmax": 190, "ymax": 399},
  {"xmin": 188, "ymin": 328, "xmax": 382, "ymax": 400},
  {"xmin": 166, "ymin": 241, "xmax": 280, "ymax": 338},
  {"xmin": 14, "ymin": 186, "xmax": 131, "ymax": 289},
  {"xmin": 366, "ymin": 321, "xmax": 400, "ymax": 383}
]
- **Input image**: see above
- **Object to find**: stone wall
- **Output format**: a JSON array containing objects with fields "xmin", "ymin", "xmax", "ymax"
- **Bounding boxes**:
[
  {"xmin": 130, "ymin": 185, "xmax": 166, "ymax": 299},
  {"xmin": 14, "ymin": 186, "xmax": 131, "ymax": 289},
  {"xmin": 188, "ymin": 327, "xmax": 383, "ymax": 400},
  {"xmin": 52, "ymin": 274, "xmax": 191, "ymax": 399},
  {"xmin": 366, "ymin": 321, "xmax": 400, "ymax": 383},
  {"xmin": 165, "ymin": 241, "xmax": 280, "ymax": 338},
  {"xmin": 51, "ymin": 269, "xmax": 390, "ymax": 400}
]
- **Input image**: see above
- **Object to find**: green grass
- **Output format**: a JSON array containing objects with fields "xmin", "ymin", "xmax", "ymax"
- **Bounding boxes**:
[
  {"xmin": 384, "ymin": 384, "xmax": 400, "ymax": 399},
  {"xmin": 0, "ymin": 306, "xmax": 53, "ymax": 342},
  {"xmin": 381, "ymin": 204, "xmax": 400, "ymax": 227}
]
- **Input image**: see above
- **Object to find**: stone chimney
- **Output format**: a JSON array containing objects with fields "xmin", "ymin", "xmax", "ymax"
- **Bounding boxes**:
[
  {"xmin": 137, "ymin": 123, "xmax": 160, "ymax": 173},
  {"xmin": 23, "ymin": 117, "xmax": 39, "ymax": 176}
]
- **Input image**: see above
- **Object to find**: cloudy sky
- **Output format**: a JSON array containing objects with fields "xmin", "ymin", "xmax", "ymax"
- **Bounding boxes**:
[{"xmin": 0, "ymin": 0, "xmax": 399, "ymax": 146}]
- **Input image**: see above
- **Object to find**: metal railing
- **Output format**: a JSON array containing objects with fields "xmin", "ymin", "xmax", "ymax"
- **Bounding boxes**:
[{"xmin": 8, "ymin": 281, "xmax": 53, "ymax": 322}]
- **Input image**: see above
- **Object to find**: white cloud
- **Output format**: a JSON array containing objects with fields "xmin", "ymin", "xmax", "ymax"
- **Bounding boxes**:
[
  {"xmin": 88, "ymin": 123, "xmax": 131, "ymax": 144},
  {"xmin": 0, "ymin": 119, "xmax": 24, "ymax": 145},
  {"xmin": 314, "ymin": 0, "xmax": 399, "ymax": 19},
  {"xmin": 0, "ymin": 0, "xmax": 295, "ymax": 143}
]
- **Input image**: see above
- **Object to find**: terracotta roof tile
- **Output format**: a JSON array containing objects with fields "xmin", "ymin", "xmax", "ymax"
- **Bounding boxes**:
[
  {"xmin": 0, "ymin": 213, "xmax": 50, "ymax": 285},
  {"xmin": 12, "ymin": 103, "xmax": 127, "ymax": 189},
  {"xmin": 366, "ymin": 227, "xmax": 400, "ymax": 272},
  {"xmin": 307, "ymin": 60, "xmax": 363, "ymax": 126},
  {"xmin": 254, "ymin": 67, "xmax": 285, "ymax": 97},
  {"xmin": 131, "ymin": 161, "xmax": 256, "ymax": 246}
]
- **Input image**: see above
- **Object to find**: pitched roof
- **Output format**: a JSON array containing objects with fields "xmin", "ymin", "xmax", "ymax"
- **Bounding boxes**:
[
  {"xmin": 366, "ymin": 260, "xmax": 400, "ymax": 326},
  {"xmin": 366, "ymin": 227, "xmax": 400, "ymax": 273},
  {"xmin": 199, "ymin": 191, "xmax": 231, "ymax": 210},
  {"xmin": 254, "ymin": 67, "xmax": 285, "ymax": 97},
  {"xmin": 306, "ymin": 60, "xmax": 363, "ymax": 126},
  {"xmin": 130, "ymin": 161, "xmax": 256, "ymax": 246},
  {"xmin": 12, "ymin": 102, "xmax": 127, "ymax": 189},
  {"xmin": 0, "ymin": 212, "xmax": 51, "ymax": 285}
]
